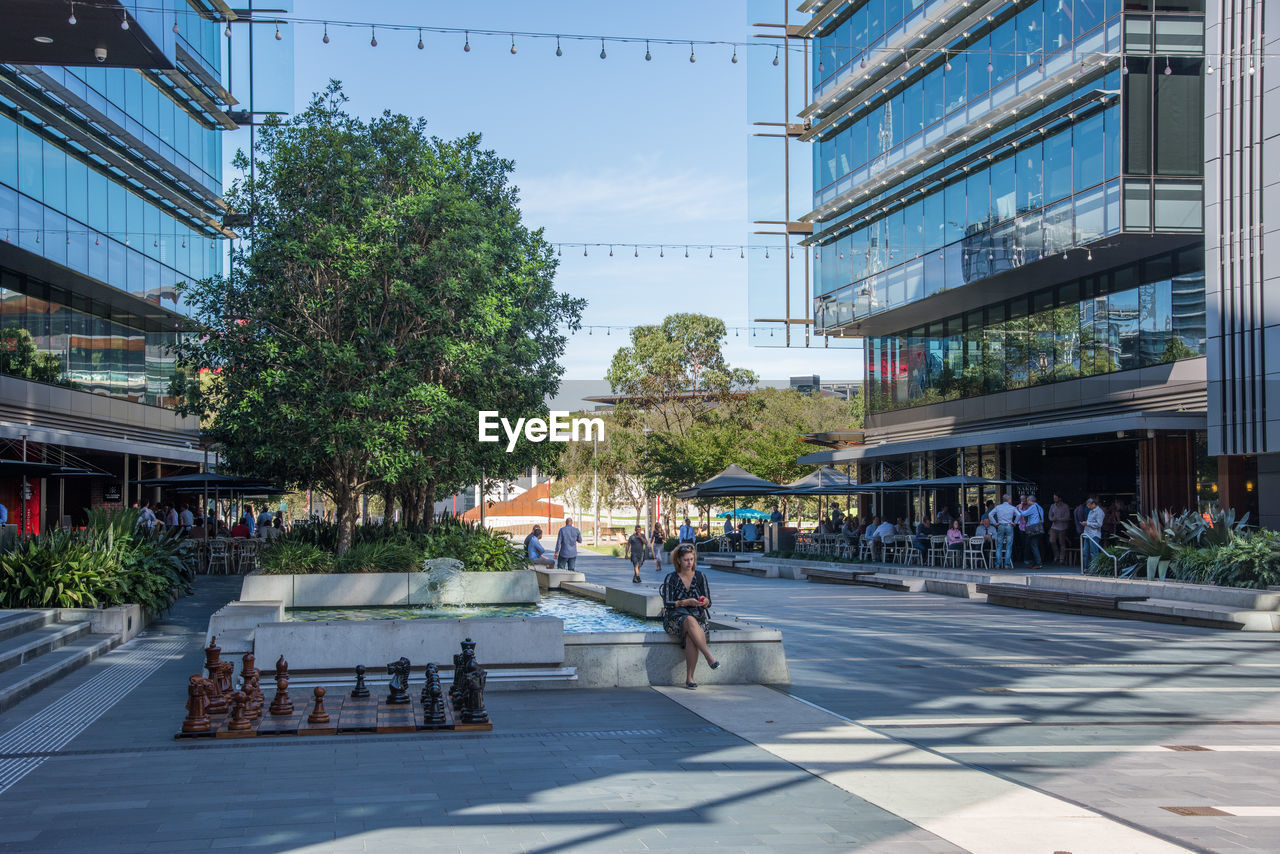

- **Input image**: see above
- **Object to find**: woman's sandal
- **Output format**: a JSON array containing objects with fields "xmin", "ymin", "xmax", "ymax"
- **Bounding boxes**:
[
  {"xmin": 632, "ymin": 576, "xmax": 641, "ymax": 584},
  {"xmin": 709, "ymin": 660, "xmax": 720, "ymax": 670},
  {"xmin": 685, "ymin": 681, "xmax": 698, "ymax": 689}
]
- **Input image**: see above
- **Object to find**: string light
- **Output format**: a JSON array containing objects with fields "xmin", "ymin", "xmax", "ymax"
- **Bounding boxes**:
[
  {"xmin": 370, "ymin": 26, "xmax": 377, "ymax": 47},
  {"xmin": 1164, "ymin": 56, "xmax": 1172, "ymax": 75},
  {"xmin": 645, "ymin": 40, "xmax": 652, "ymax": 61},
  {"xmin": 510, "ymin": 34, "xmax": 517, "ymax": 54},
  {"xmin": 323, "ymin": 23, "xmax": 329, "ymax": 43},
  {"xmin": 689, "ymin": 43, "xmax": 696, "ymax": 63},
  {"xmin": 600, "ymin": 38, "xmax": 606, "ymax": 59},
  {"xmin": 463, "ymin": 31, "xmax": 470, "ymax": 52},
  {"xmin": 275, "ymin": 24, "xmax": 282, "ymax": 41},
  {"xmin": 173, "ymin": 17, "xmax": 180, "ymax": 34},
  {"xmin": 772, "ymin": 46, "xmax": 779, "ymax": 67},
  {"xmin": 224, "ymin": 20, "xmax": 231, "ymax": 38},
  {"xmin": 68, "ymin": 2, "xmax": 76, "ymax": 25},
  {"xmin": 555, "ymin": 36, "xmax": 562, "ymax": 56},
  {"xmin": 731, "ymin": 47, "xmax": 738, "ymax": 64},
  {"xmin": 120, "ymin": 11, "xmax": 129, "ymax": 30}
]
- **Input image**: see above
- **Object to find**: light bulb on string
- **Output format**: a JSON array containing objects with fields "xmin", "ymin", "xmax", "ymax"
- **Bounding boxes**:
[
  {"xmin": 94, "ymin": 235, "xmax": 99, "ymax": 246},
  {"xmin": 370, "ymin": 27, "xmax": 377, "ymax": 47},
  {"xmin": 608, "ymin": 245, "xmax": 613, "ymax": 257},
  {"xmin": 790, "ymin": 246, "xmax": 794, "ymax": 259},
  {"xmin": 583, "ymin": 246, "xmax": 588, "ymax": 256},
  {"xmin": 35, "ymin": 233, "xmax": 40, "ymax": 244},
  {"xmin": 1164, "ymin": 56, "xmax": 1171, "ymax": 75},
  {"xmin": 322, "ymin": 24, "xmax": 329, "ymax": 44},
  {"xmin": 659, "ymin": 246, "xmax": 664, "ymax": 257},
  {"xmin": 645, "ymin": 40, "xmax": 652, "ymax": 61},
  {"xmin": 120, "ymin": 12, "xmax": 129, "ymax": 30},
  {"xmin": 275, "ymin": 24, "xmax": 282, "ymax": 41},
  {"xmin": 607, "ymin": 327, "xmax": 610, "ymax": 336},
  {"xmin": 1206, "ymin": 59, "xmax": 1214, "ymax": 74},
  {"xmin": 1121, "ymin": 62, "xmax": 1128, "ymax": 75},
  {"xmin": 943, "ymin": 51, "xmax": 951, "ymax": 71},
  {"xmin": 173, "ymin": 17, "xmax": 180, "ymax": 34},
  {"xmin": 1087, "ymin": 249, "xmax": 1093, "ymax": 261},
  {"xmin": 510, "ymin": 35, "xmax": 517, "ymax": 55},
  {"xmin": 708, "ymin": 246, "xmax": 713, "ymax": 258},
  {"xmin": 66, "ymin": 234, "xmax": 70, "ymax": 245},
  {"xmin": 556, "ymin": 245, "xmax": 561, "ymax": 257},
  {"xmin": 739, "ymin": 247, "xmax": 744, "ymax": 258},
  {"xmin": 418, "ymin": 29, "xmax": 424, "ymax": 50},
  {"xmin": 731, "ymin": 47, "xmax": 738, "ymax": 64},
  {"xmin": 634, "ymin": 246, "xmax": 639, "ymax": 258},
  {"xmin": 225, "ymin": 20, "xmax": 231, "ymax": 38},
  {"xmin": 684, "ymin": 246, "xmax": 689, "ymax": 258},
  {"xmin": 600, "ymin": 39, "xmax": 606, "ymax": 59},
  {"xmin": 860, "ymin": 54, "xmax": 866, "ymax": 69},
  {"xmin": 68, "ymin": 3, "xmax": 76, "ymax": 25},
  {"xmin": 464, "ymin": 32, "xmax": 470, "ymax": 52},
  {"xmin": 772, "ymin": 47, "xmax": 779, "ymax": 66},
  {"xmin": 556, "ymin": 36, "xmax": 562, "ymax": 56},
  {"xmin": 765, "ymin": 247, "xmax": 770, "ymax": 259},
  {"xmin": 689, "ymin": 43, "xmax": 696, "ymax": 63}
]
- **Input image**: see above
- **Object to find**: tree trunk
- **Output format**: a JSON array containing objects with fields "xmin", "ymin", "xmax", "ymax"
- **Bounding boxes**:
[
  {"xmin": 421, "ymin": 479, "xmax": 438, "ymax": 528},
  {"xmin": 331, "ymin": 473, "xmax": 360, "ymax": 555}
]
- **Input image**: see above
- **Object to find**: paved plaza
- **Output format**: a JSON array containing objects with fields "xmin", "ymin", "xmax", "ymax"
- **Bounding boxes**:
[{"xmin": 1, "ymin": 550, "xmax": 1279, "ymax": 853}]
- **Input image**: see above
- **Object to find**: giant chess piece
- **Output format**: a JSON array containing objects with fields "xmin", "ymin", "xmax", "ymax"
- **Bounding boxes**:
[
  {"xmin": 350, "ymin": 664, "xmax": 370, "ymax": 699},
  {"xmin": 203, "ymin": 636, "xmax": 232, "ymax": 714},
  {"xmin": 423, "ymin": 663, "xmax": 446, "ymax": 726},
  {"xmin": 241, "ymin": 654, "xmax": 263, "ymax": 720},
  {"xmin": 449, "ymin": 638, "xmax": 477, "ymax": 711},
  {"xmin": 385, "ymin": 656, "xmax": 411, "ymax": 705},
  {"xmin": 462, "ymin": 666, "xmax": 489, "ymax": 724},
  {"xmin": 269, "ymin": 654, "xmax": 293, "ymax": 716},
  {"xmin": 308, "ymin": 686, "xmax": 330, "ymax": 724},
  {"xmin": 182, "ymin": 674, "xmax": 213, "ymax": 733},
  {"xmin": 227, "ymin": 690, "xmax": 251, "ymax": 731}
]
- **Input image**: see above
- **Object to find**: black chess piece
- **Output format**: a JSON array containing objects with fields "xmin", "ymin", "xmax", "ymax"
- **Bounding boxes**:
[
  {"xmin": 350, "ymin": 664, "xmax": 370, "ymax": 699},
  {"xmin": 424, "ymin": 664, "xmax": 446, "ymax": 726},
  {"xmin": 420, "ymin": 662, "xmax": 435, "ymax": 705},
  {"xmin": 462, "ymin": 665, "xmax": 489, "ymax": 724},
  {"xmin": 385, "ymin": 656, "xmax": 411, "ymax": 705},
  {"xmin": 449, "ymin": 638, "xmax": 477, "ymax": 710}
]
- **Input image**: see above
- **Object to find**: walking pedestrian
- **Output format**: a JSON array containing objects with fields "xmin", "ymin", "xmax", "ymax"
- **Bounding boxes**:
[
  {"xmin": 554, "ymin": 518, "xmax": 582, "ymax": 571},
  {"xmin": 678, "ymin": 517, "xmax": 696, "ymax": 545},
  {"xmin": 651, "ymin": 522, "xmax": 667, "ymax": 572},
  {"xmin": 627, "ymin": 525, "xmax": 649, "ymax": 584}
]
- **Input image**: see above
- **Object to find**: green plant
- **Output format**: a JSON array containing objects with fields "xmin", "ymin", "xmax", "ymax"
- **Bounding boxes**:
[
  {"xmin": 1209, "ymin": 529, "xmax": 1280, "ymax": 589},
  {"xmin": 1117, "ymin": 511, "xmax": 1178, "ymax": 561},
  {"xmin": 334, "ymin": 540, "xmax": 422, "ymax": 574},
  {"xmin": 260, "ymin": 541, "xmax": 332, "ymax": 575},
  {"xmin": 664, "ymin": 536, "xmax": 678, "ymax": 553},
  {"xmin": 1170, "ymin": 544, "xmax": 1221, "ymax": 584},
  {"xmin": 1198, "ymin": 507, "xmax": 1250, "ymax": 548}
]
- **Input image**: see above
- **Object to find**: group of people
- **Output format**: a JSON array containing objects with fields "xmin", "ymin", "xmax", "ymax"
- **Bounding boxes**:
[
  {"xmin": 132, "ymin": 500, "xmax": 286, "ymax": 541},
  {"xmin": 805, "ymin": 492, "xmax": 1124, "ymax": 570}
]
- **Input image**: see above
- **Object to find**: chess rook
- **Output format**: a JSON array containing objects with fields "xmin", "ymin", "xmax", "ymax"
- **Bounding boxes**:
[{"xmin": 182, "ymin": 674, "xmax": 212, "ymax": 733}]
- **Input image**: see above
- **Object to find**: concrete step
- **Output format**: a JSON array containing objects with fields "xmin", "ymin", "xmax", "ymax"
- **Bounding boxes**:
[
  {"xmin": 702, "ymin": 561, "xmax": 775, "ymax": 578},
  {"xmin": 854, "ymin": 574, "xmax": 926, "ymax": 592},
  {"xmin": 1116, "ymin": 597, "xmax": 1280, "ymax": 631},
  {"xmin": 0, "ymin": 621, "xmax": 91, "ymax": 676},
  {"xmin": 0, "ymin": 610, "xmax": 60, "ymax": 644},
  {"xmin": 0, "ymin": 632, "xmax": 118, "ymax": 715}
]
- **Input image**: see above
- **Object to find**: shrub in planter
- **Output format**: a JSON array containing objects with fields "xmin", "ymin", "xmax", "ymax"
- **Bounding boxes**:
[
  {"xmin": 260, "ymin": 541, "xmax": 332, "ymax": 575},
  {"xmin": 1209, "ymin": 530, "xmax": 1280, "ymax": 590},
  {"xmin": 1170, "ymin": 544, "xmax": 1221, "ymax": 584},
  {"xmin": 334, "ymin": 540, "xmax": 422, "ymax": 574}
]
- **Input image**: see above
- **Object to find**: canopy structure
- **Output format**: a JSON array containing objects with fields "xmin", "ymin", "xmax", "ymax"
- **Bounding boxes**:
[
  {"xmin": 0, "ymin": 460, "xmax": 95, "ymax": 479},
  {"xmin": 714, "ymin": 508, "xmax": 772, "ymax": 520},
  {"xmin": 782, "ymin": 466, "xmax": 874, "ymax": 495},
  {"xmin": 136, "ymin": 472, "xmax": 266, "ymax": 488},
  {"xmin": 675, "ymin": 465, "xmax": 784, "ymax": 499}
]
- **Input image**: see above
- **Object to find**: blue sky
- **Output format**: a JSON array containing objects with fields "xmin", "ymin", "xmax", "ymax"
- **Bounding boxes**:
[{"xmin": 225, "ymin": 1, "xmax": 861, "ymax": 384}]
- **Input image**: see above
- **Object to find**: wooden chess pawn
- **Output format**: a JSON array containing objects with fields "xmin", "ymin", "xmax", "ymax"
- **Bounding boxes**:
[
  {"xmin": 241, "ymin": 652, "xmax": 263, "ymax": 719},
  {"xmin": 227, "ymin": 690, "xmax": 252, "ymax": 731},
  {"xmin": 182, "ymin": 674, "xmax": 212, "ymax": 733},
  {"xmin": 269, "ymin": 654, "xmax": 293, "ymax": 716},
  {"xmin": 350, "ymin": 664, "xmax": 370, "ymax": 699},
  {"xmin": 308, "ymin": 686, "xmax": 330, "ymax": 724}
]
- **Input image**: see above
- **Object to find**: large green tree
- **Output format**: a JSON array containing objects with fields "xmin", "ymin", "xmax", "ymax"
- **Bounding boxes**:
[{"xmin": 176, "ymin": 83, "xmax": 582, "ymax": 552}]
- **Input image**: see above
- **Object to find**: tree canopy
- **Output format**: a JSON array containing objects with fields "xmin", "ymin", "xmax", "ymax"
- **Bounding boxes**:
[{"xmin": 175, "ymin": 83, "xmax": 583, "ymax": 552}]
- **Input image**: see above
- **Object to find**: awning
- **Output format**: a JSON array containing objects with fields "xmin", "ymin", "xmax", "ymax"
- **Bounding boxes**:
[
  {"xmin": 675, "ymin": 465, "xmax": 784, "ymax": 499},
  {"xmin": 782, "ymin": 466, "xmax": 872, "ymax": 495},
  {"xmin": 797, "ymin": 412, "xmax": 1207, "ymax": 465}
]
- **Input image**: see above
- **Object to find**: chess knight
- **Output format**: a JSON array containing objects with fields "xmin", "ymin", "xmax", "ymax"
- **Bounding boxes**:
[{"xmin": 386, "ymin": 656, "xmax": 412, "ymax": 704}]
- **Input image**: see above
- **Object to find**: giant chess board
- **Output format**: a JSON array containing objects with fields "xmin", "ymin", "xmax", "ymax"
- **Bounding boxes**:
[
  {"xmin": 174, "ymin": 690, "xmax": 493, "ymax": 739},
  {"xmin": 177, "ymin": 636, "xmax": 493, "ymax": 740}
]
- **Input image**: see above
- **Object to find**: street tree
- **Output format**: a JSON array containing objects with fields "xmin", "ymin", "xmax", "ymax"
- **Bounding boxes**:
[{"xmin": 175, "ymin": 83, "xmax": 582, "ymax": 553}]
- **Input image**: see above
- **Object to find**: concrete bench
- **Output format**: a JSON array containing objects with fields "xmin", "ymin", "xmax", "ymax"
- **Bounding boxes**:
[
  {"xmin": 806, "ymin": 568, "xmax": 877, "ymax": 585},
  {"xmin": 977, "ymin": 583, "xmax": 1147, "ymax": 612},
  {"xmin": 704, "ymin": 555, "xmax": 750, "ymax": 568}
]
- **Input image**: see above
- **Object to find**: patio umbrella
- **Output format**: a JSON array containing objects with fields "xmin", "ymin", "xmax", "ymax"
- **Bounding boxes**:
[
  {"xmin": 714, "ymin": 508, "xmax": 772, "ymax": 519},
  {"xmin": 675, "ymin": 466, "xmax": 783, "ymax": 553}
]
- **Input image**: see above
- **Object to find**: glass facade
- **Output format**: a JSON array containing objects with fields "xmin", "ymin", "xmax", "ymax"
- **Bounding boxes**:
[
  {"xmin": 0, "ymin": 268, "xmax": 180, "ymax": 407},
  {"xmin": 0, "ymin": 16, "xmax": 227, "ymax": 411},
  {"xmin": 863, "ymin": 248, "xmax": 1205, "ymax": 414},
  {"xmin": 808, "ymin": 0, "xmax": 1204, "ymax": 334}
]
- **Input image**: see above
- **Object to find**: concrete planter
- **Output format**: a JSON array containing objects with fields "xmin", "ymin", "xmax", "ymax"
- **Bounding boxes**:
[
  {"xmin": 60, "ymin": 604, "xmax": 145, "ymax": 643},
  {"xmin": 253, "ymin": 616, "xmax": 565, "ymax": 672},
  {"xmin": 239, "ymin": 570, "xmax": 540, "ymax": 608}
]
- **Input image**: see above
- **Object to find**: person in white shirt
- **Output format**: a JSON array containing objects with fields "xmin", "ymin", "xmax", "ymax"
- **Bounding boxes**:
[
  {"xmin": 178, "ymin": 504, "xmax": 194, "ymax": 532},
  {"xmin": 1081, "ymin": 497, "xmax": 1106, "ymax": 569},
  {"xmin": 988, "ymin": 495, "xmax": 1020, "ymax": 569},
  {"xmin": 1017, "ymin": 494, "xmax": 1046, "ymax": 568},
  {"xmin": 678, "ymin": 518, "xmax": 696, "ymax": 545}
]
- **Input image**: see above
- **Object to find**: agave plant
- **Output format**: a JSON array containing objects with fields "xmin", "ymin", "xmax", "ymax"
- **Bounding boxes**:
[{"xmin": 1117, "ymin": 511, "xmax": 1177, "ymax": 561}]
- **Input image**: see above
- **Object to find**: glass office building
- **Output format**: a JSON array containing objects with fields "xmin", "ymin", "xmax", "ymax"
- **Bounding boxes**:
[
  {"xmin": 0, "ymin": 1, "xmax": 237, "ymax": 528},
  {"xmin": 794, "ymin": 0, "xmax": 1219, "ymax": 521}
]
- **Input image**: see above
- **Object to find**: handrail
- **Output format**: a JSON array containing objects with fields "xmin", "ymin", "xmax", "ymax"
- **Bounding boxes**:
[{"xmin": 1082, "ymin": 535, "xmax": 1119, "ymax": 577}]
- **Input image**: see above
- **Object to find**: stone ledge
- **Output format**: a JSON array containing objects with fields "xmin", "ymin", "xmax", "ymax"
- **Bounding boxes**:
[
  {"xmin": 533, "ymin": 568, "xmax": 586, "ymax": 589},
  {"xmin": 563, "ymin": 624, "xmax": 789, "ymax": 687},
  {"xmin": 240, "ymin": 570, "xmax": 540, "ymax": 607},
  {"xmin": 603, "ymin": 586, "xmax": 663, "ymax": 618},
  {"xmin": 58, "ymin": 604, "xmax": 146, "ymax": 644},
  {"xmin": 560, "ymin": 581, "xmax": 606, "ymax": 601}
]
